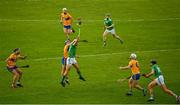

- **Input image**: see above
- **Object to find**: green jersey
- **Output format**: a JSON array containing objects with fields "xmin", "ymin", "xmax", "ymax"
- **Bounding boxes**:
[
  {"xmin": 152, "ymin": 64, "xmax": 162, "ymax": 78},
  {"xmin": 104, "ymin": 18, "xmax": 114, "ymax": 30},
  {"xmin": 68, "ymin": 44, "xmax": 76, "ymax": 58}
]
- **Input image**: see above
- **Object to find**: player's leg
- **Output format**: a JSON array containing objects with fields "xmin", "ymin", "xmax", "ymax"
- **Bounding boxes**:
[
  {"xmin": 111, "ymin": 29, "xmax": 123, "ymax": 44},
  {"xmin": 63, "ymin": 27, "xmax": 70, "ymax": 39},
  {"xmin": 61, "ymin": 64, "xmax": 71, "ymax": 87},
  {"xmin": 132, "ymin": 74, "xmax": 147, "ymax": 96},
  {"xmin": 11, "ymin": 70, "xmax": 19, "ymax": 88},
  {"xmin": 61, "ymin": 57, "xmax": 65, "ymax": 75},
  {"xmin": 134, "ymin": 81, "xmax": 143, "ymax": 90},
  {"xmin": 126, "ymin": 78, "xmax": 133, "ymax": 96},
  {"xmin": 61, "ymin": 58, "xmax": 70, "ymax": 85},
  {"xmin": 64, "ymin": 59, "xmax": 70, "ymax": 85},
  {"xmin": 72, "ymin": 58, "xmax": 86, "ymax": 81},
  {"xmin": 66, "ymin": 25, "xmax": 74, "ymax": 38},
  {"xmin": 61, "ymin": 58, "xmax": 68, "ymax": 78},
  {"xmin": 161, "ymin": 84, "xmax": 177, "ymax": 97},
  {"xmin": 147, "ymin": 80, "xmax": 157, "ymax": 101},
  {"xmin": 157, "ymin": 75, "xmax": 179, "ymax": 102},
  {"xmin": 72, "ymin": 63, "xmax": 86, "ymax": 81},
  {"xmin": 61, "ymin": 64, "xmax": 66, "ymax": 76},
  {"xmin": 103, "ymin": 30, "xmax": 109, "ymax": 47},
  {"xmin": 60, "ymin": 57, "xmax": 72, "ymax": 87},
  {"xmin": 16, "ymin": 68, "xmax": 23, "ymax": 87},
  {"xmin": 159, "ymin": 78, "xmax": 179, "ymax": 103}
]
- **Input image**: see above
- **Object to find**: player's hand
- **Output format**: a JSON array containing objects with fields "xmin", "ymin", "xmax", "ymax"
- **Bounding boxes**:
[
  {"xmin": 21, "ymin": 55, "xmax": 27, "ymax": 59},
  {"xmin": 142, "ymin": 74, "xmax": 147, "ymax": 78},
  {"xmin": 119, "ymin": 67, "xmax": 123, "ymax": 70}
]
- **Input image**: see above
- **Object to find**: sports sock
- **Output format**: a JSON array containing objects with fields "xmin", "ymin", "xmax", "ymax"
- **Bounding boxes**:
[
  {"xmin": 61, "ymin": 76, "xmax": 66, "ymax": 82},
  {"xmin": 150, "ymin": 95, "xmax": 154, "ymax": 99},
  {"xmin": 16, "ymin": 82, "xmax": 20, "ymax": 84},
  {"xmin": 77, "ymin": 70, "xmax": 82, "ymax": 77}
]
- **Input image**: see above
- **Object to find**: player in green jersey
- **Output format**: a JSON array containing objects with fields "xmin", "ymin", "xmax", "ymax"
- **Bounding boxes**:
[
  {"xmin": 60, "ymin": 35, "xmax": 86, "ymax": 87},
  {"xmin": 103, "ymin": 13, "xmax": 123, "ymax": 47},
  {"xmin": 143, "ymin": 59, "xmax": 180, "ymax": 103}
]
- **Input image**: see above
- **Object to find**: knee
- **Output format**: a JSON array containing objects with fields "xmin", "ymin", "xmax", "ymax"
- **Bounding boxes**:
[
  {"xmin": 15, "ymin": 73, "xmax": 19, "ymax": 77},
  {"xmin": 148, "ymin": 84, "xmax": 152, "ymax": 90}
]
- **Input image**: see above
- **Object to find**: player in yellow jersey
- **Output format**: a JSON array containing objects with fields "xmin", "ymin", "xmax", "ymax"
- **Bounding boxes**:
[
  {"xmin": 6, "ymin": 48, "xmax": 26, "ymax": 88},
  {"xmin": 120, "ymin": 53, "xmax": 146, "ymax": 96},
  {"xmin": 60, "ymin": 8, "xmax": 75, "ymax": 39},
  {"xmin": 61, "ymin": 39, "xmax": 71, "ymax": 84}
]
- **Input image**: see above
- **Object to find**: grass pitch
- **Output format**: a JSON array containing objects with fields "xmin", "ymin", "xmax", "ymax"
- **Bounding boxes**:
[{"xmin": 0, "ymin": 0, "xmax": 180, "ymax": 104}]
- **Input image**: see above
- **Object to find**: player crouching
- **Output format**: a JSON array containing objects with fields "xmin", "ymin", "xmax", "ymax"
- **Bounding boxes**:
[{"xmin": 6, "ymin": 48, "xmax": 26, "ymax": 88}]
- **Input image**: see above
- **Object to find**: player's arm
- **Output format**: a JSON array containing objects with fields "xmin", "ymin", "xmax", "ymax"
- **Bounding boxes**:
[
  {"xmin": 106, "ymin": 24, "xmax": 114, "ymax": 29},
  {"xmin": 18, "ymin": 54, "xmax": 27, "ymax": 60},
  {"xmin": 120, "ymin": 61, "xmax": 132, "ymax": 70},
  {"xmin": 143, "ymin": 70, "xmax": 154, "ymax": 78},
  {"xmin": 69, "ymin": 14, "xmax": 73, "ymax": 24},
  {"xmin": 70, "ymin": 37, "xmax": 79, "ymax": 46},
  {"xmin": 60, "ymin": 14, "xmax": 63, "ymax": 24},
  {"xmin": 119, "ymin": 65, "xmax": 131, "ymax": 70},
  {"xmin": 5, "ymin": 58, "xmax": 9, "ymax": 62}
]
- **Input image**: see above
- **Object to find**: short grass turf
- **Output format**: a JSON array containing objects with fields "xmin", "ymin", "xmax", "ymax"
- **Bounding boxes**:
[{"xmin": 0, "ymin": 0, "xmax": 180, "ymax": 104}]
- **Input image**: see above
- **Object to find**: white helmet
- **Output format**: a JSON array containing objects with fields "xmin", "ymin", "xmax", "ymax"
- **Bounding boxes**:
[
  {"xmin": 62, "ymin": 8, "xmax": 67, "ymax": 11},
  {"xmin": 130, "ymin": 53, "xmax": 137, "ymax": 59}
]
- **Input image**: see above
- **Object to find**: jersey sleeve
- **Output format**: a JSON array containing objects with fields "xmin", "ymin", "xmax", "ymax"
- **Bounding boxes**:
[
  {"xmin": 128, "ymin": 61, "xmax": 133, "ymax": 68},
  {"xmin": 68, "ymin": 14, "xmax": 72, "ymax": 18},
  {"xmin": 151, "ymin": 66, "xmax": 156, "ymax": 72}
]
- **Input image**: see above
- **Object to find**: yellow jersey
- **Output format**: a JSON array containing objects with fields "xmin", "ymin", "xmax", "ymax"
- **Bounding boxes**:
[
  {"xmin": 63, "ymin": 44, "xmax": 70, "ymax": 58},
  {"xmin": 61, "ymin": 12, "xmax": 72, "ymax": 26},
  {"xmin": 6, "ymin": 53, "xmax": 20, "ymax": 67},
  {"xmin": 128, "ymin": 59, "xmax": 140, "ymax": 74}
]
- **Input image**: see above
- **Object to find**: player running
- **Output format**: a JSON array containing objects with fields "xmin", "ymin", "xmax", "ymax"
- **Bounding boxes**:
[
  {"xmin": 60, "ymin": 8, "xmax": 75, "ymax": 39},
  {"xmin": 61, "ymin": 39, "xmax": 71, "ymax": 85},
  {"xmin": 60, "ymin": 35, "xmax": 86, "ymax": 87},
  {"xmin": 142, "ymin": 59, "xmax": 180, "ymax": 103},
  {"xmin": 119, "ymin": 53, "xmax": 146, "ymax": 96},
  {"xmin": 103, "ymin": 13, "xmax": 123, "ymax": 47},
  {"xmin": 6, "ymin": 48, "xmax": 26, "ymax": 88}
]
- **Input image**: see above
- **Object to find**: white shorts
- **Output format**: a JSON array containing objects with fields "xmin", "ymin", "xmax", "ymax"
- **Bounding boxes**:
[
  {"xmin": 104, "ymin": 28, "xmax": 116, "ymax": 35},
  {"xmin": 155, "ymin": 75, "xmax": 165, "ymax": 85},
  {"xmin": 67, "ymin": 57, "xmax": 77, "ymax": 65}
]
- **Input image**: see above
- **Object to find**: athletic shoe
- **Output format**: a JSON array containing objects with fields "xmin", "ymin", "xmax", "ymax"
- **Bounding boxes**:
[
  {"xmin": 142, "ymin": 88, "xmax": 147, "ymax": 96},
  {"xmin": 126, "ymin": 91, "xmax": 133, "ymax": 96},
  {"xmin": 176, "ymin": 96, "xmax": 180, "ymax": 104},
  {"xmin": 60, "ymin": 81, "xmax": 66, "ymax": 87},
  {"xmin": 16, "ymin": 83, "xmax": 23, "ymax": 87},
  {"xmin": 148, "ymin": 97, "xmax": 155, "ymax": 102},
  {"xmin": 79, "ymin": 76, "xmax": 86, "ymax": 81},
  {"xmin": 65, "ymin": 79, "xmax": 70, "ymax": 85},
  {"xmin": 103, "ymin": 42, "xmax": 106, "ymax": 47}
]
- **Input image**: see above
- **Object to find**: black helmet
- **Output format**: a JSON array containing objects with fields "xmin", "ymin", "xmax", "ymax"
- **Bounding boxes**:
[
  {"xmin": 150, "ymin": 59, "xmax": 157, "ymax": 65},
  {"xmin": 13, "ymin": 48, "xmax": 20, "ymax": 53}
]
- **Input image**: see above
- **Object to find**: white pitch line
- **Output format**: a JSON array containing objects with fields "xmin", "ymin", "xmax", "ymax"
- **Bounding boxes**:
[
  {"xmin": 0, "ymin": 17, "xmax": 180, "ymax": 22},
  {"xmin": 31, "ymin": 48, "xmax": 180, "ymax": 61}
]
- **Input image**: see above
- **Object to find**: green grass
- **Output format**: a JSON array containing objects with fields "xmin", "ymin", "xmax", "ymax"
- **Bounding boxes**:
[{"xmin": 0, "ymin": 0, "xmax": 180, "ymax": 104}]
